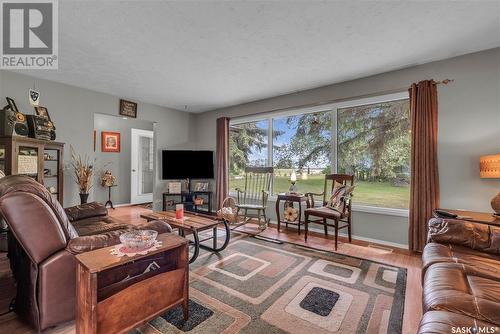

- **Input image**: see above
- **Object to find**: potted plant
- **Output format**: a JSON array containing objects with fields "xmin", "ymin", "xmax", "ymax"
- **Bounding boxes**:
[{"xmin": 70, "ymin": 146, "xmax": 96, "ymax": 204}]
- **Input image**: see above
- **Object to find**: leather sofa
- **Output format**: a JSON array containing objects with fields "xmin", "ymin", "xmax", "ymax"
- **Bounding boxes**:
[
  {"xmin": 418, "ymin": 217, "xmax": 500, "ymax": 333},
  {"xmin": 0, "ymin": 175, "xmax": 172, "ymax": 331}
]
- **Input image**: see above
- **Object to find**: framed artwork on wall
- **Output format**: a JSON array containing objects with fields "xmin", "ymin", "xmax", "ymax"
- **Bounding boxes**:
[
  {"xmin": 101, "ymin": 131, "xmax": 121, "ymax": 153},
  {"xmin": 168, "ymin": 182, "xmax": 182, "ymax": 194},
  {"xmin": 194, "ymin": 182, "xmax": 209, "ymax": 191},
  {"xmin": 6, "ymin": 97, "xmax": 18, "ymax": 112},
  {"xmin": 119, "ymin": 99, "xmax": 137, "ymax": 118},
  {"xmin": 34, "ymin": 106, "xmax": 51, "ymax": 120}
]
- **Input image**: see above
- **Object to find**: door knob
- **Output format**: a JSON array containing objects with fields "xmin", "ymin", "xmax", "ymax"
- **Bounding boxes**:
[{"xmin": 132, "ymin": 169, "xmax": 136, "ymax": 172}]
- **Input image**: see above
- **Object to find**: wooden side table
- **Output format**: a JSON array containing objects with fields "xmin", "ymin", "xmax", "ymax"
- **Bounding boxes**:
[
  {"xmin": 75, "ymin": 233, "xmax": 189, "ymax": 334},
  {"xmin": 439, "ymin": 208, "xmax": 500, "ymax": 227},
  {"xmin": 275, "ymin": 193, "xmax": 309, "ymax": 234}
]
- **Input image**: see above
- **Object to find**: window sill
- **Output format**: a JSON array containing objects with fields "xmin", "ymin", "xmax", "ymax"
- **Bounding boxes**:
[
  {"xmin": 351, "ymin": 204, "xmax": 408, "ymax": 217},
  {"xmin": 229, "ymin": 192, "xmax": 409, "ymax": 218}
]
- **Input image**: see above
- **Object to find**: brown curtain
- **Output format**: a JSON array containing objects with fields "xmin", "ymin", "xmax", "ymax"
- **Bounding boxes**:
[
  {"xmin": 409, "ymin": 80, "xmax": 440, "ymax": 252},
  {"xmin": 216, "ymin": 117, "xmax": 230, "ymax": 210}
]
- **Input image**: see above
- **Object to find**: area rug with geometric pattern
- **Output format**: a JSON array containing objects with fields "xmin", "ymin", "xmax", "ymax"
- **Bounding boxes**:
[{"xmin": 131, "ymin": 232, "xmax": 406, "ymax": 334}]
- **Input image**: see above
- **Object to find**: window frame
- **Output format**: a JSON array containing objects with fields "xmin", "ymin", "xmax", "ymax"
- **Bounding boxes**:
[{"xmin": 229, "ymin": 91, "xmax": 410, "ymax": 217}]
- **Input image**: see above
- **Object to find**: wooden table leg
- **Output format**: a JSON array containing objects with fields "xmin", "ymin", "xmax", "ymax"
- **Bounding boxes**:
[
  {"xmin": 199, "ymin": 220, "xmax": 231, "ymax": 252},
  {"xmin": 275, "ymin": 198, "xmax": 281, "ymax": 232},
  {"xmin": 212, "ymin": 227, "xmax": 217, "ymax": 249},
  {"xmin": 76, "ymin": 264, "xmax": 97, "ymax": 334},
  {"xmin": 189, "ymin": 230, "xmax": 200, "ymax": 263},
  {"xmin": 304, "ymin": 212, "xmax": 309, "ymax": 242},
  {"xmin": 334, "ymin": 219, "xmax": 339, "ymax": 250},
  {"xmin": 298, "ymin": 200, "xmax": 302, "ymax": 235}
]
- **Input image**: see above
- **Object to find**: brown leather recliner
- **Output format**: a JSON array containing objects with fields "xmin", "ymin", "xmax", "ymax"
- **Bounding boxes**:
[
  {"xmin": 0, "ymin": 175, "xmax": 172, "ymax": 331},
  {"xmin": 418, "ymin": 217, "xmax": 500, "ymax": 333}
]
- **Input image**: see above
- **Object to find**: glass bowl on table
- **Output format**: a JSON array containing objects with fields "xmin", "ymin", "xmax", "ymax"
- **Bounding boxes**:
[{"xmin": 119, "ymin": 230, "xmax": 158, "ymax": 252}]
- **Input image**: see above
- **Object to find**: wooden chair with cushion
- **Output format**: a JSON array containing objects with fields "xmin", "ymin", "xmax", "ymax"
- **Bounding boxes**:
[
  {"xmin": 304, "ymin": 174, "xmax": 354, "ymax": 250},
  {"xmin": 234, "ymin": 167, "xmax": 273, "ymax": 230}
]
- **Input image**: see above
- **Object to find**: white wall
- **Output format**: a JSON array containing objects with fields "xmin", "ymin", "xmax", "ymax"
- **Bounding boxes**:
[
  {"xmin": 0, "ymin": 71, "xmax": 195, "ymax": 209},
  {"xmin": 192, "ymin": 48, "xmax": 500, "ymax": 247}
]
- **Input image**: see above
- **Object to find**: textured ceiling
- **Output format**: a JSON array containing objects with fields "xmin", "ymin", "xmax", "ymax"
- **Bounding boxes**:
[{"xmin": 17, "ymin": 1, "xmax": 500, "ymax": 112}]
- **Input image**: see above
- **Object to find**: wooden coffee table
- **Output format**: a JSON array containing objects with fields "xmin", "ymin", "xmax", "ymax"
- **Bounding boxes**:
[{"xmin": 141, "ymin": 211, "xmax": 230, "ymax": 263}]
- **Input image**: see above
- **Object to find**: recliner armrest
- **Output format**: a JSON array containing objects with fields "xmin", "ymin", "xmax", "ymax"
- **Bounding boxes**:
[
  {"xmin": 428, "ymin": 218, "xmax": 500, "ymax": 255},
  {"xmin": 67, "ymin": 220, "xmax": 173, "ymax": 254},
  {"xmin": 65, "ymin": 202, "xmax": 108, "ymax": 222}
]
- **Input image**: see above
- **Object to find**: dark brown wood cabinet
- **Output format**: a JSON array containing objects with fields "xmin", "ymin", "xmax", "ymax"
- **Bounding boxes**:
[
  {"xmin": 0, "ymin": 136, "xmax": 64, "ymax": 203},
  {"xmin": 75, "ymin": 233, "xmax": 189, "ymax": 334}
]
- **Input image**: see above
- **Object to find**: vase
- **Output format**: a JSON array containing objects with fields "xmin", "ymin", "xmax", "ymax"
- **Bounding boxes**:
[
  {"xmin": 492, "ymin": 191, "xmax": 500, "ymax": 216},
  {"xmin": 79, "ymin": 193, "xmax": 89, "ymax": 205}
]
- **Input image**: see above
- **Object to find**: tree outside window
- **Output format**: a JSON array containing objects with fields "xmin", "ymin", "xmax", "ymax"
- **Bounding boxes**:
[
  {"xmin": 229, "ymin": 120, "xmax": 269, "ymax": 190},
  {"xmin": 337, "ymin": 99, "xmax": 410, "ymax": 209},
  {"xmin": 272, "ymin": 111, "xmax": 332, "ymax": 194},
  {"xmin": 227, "ymin": 96, "xmax": 410, "ymax": 210}
]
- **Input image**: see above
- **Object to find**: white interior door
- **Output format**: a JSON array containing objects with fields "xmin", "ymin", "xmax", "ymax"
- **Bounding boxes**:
[{"xmin": 131, "ymin": 129, "xmax": 154, "ymax": 204}]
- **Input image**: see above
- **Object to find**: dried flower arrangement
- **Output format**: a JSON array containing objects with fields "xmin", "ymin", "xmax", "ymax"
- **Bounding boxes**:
[{"xmin": 70, "ymin": 146, "xmax": 96, "ymax": 194}]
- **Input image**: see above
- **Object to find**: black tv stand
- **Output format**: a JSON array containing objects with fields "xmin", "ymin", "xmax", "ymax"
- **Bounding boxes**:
[{"xmin": 162, "ymin": 190, "xmax": 213, "ymax": 215}]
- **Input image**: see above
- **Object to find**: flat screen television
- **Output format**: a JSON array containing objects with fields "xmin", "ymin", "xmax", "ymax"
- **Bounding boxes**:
[{"xmin": 162, "ymin": 150, "xmax": 214, "ymax": 179}]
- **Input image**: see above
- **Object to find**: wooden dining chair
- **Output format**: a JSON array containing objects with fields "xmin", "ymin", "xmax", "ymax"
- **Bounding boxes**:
[
  {"xmin": 234, "ymin": 167, "xmax": 274, "ymax": 230},
  {"xmin": 304, "ymin": 174, "xmax": 354, "ymax": 250}
]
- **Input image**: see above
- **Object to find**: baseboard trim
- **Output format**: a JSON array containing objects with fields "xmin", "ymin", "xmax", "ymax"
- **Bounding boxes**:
[
  {"xmin": 113, "ymin": 203, "xmax": 135, "ymax": 208},
  {"xmin": 268, "ymin": 220, "xmax": 408, "ymax": 250}
]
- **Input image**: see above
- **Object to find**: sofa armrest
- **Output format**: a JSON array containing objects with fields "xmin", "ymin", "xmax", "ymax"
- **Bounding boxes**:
[
  {"xmin": 428, "ymin": 218, "xmax": 500, "ymax": 255},
  {"xmin": 65, "ymin": 202, "xmax": 108, "ymax": 222},
  {"xmin": 67, "ymin": 220, "xmax": 173, "ymax": 254}
]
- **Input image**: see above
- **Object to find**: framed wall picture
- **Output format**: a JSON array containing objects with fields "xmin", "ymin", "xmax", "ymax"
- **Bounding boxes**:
[
  {"xmin": 6, "ymin": 97, "xmax": 18, "ymax": 112},
  {"xmin": 34, "ymin": 106, "xmax": 51, "ymax": 120},
  {"xmin": 101, "ymin": 131, "xmax": 121, "ymax": 153},
  {"xmin": 119, "ymin": 99, "xmax": 137, "ymax": 118},
  {"xmin": 194, "ymin": 182, "xmax": 209, "ymax": 191},
  {"xmin": 168, "ymin": 182, "xmax": 182, "ymax": 194}
]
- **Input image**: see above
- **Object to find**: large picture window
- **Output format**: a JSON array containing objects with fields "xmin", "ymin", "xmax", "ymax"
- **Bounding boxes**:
[
  {"xmin": 272, "ymin": 111, "xmax": 332, "ymax": 194},
  {"xmin": 229, "ymin": 120, "xmax": 269, "ymax": 190},
  {"xmin": 337, "ymin": 99, "xmax": 410, "ymax": 209},
  {"xmin": 228, "ymin": 92, "xmax": 410, "ymax": 211}
]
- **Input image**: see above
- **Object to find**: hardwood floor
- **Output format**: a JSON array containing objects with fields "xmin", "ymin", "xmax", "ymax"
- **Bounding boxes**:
[{"xmin": 0, "ymin": 205, "xmax": 422, "ymax": 334}]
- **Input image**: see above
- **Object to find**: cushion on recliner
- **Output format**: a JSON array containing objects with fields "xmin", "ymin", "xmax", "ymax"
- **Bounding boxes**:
[
  {"xmin": 417, "ymin": 310, "xmax": 498, "ymax": 334},
  {"xmin": 422, "ymin": 242, "xmax": 500, "ymax": 278},
  {"xmin": 428, "ymin": 218, "xmax": 500, "ymax": 255},
  {"xmin": 65, "ymin": 202, "xmax": 108, "ymax": 222},
  {"xmin": 423, "ymin": 262, "xmax": 500, "ymax": 325},
  {"xmin": 71, "ymin": 216, "xmax": 131, "ymax": 236}
]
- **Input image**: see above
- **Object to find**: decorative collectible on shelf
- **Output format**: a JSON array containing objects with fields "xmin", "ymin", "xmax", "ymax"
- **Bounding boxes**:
[
  {"xmin": 101, "ymin": 170, "xmax": 116, "ymax": 187},
  {"xmin": 0, "ymin": 97, "xmax": 56, "ymax": 141},
  {"xmin": 194, "ymin": 182, "xmax": 209, "ymax": 191},
  {"xmin": 168, "ymin": 181, "xmax": 182, "ymax": 194},
  {"xmin": 0, "ymin": 99, "xmax": 29, "ymax": 137}
]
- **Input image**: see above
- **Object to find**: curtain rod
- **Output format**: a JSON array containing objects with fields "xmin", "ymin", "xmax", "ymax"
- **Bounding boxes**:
[{"xmin": 434, "ymin": 79, "xmax": 454, "ymax": 85}]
